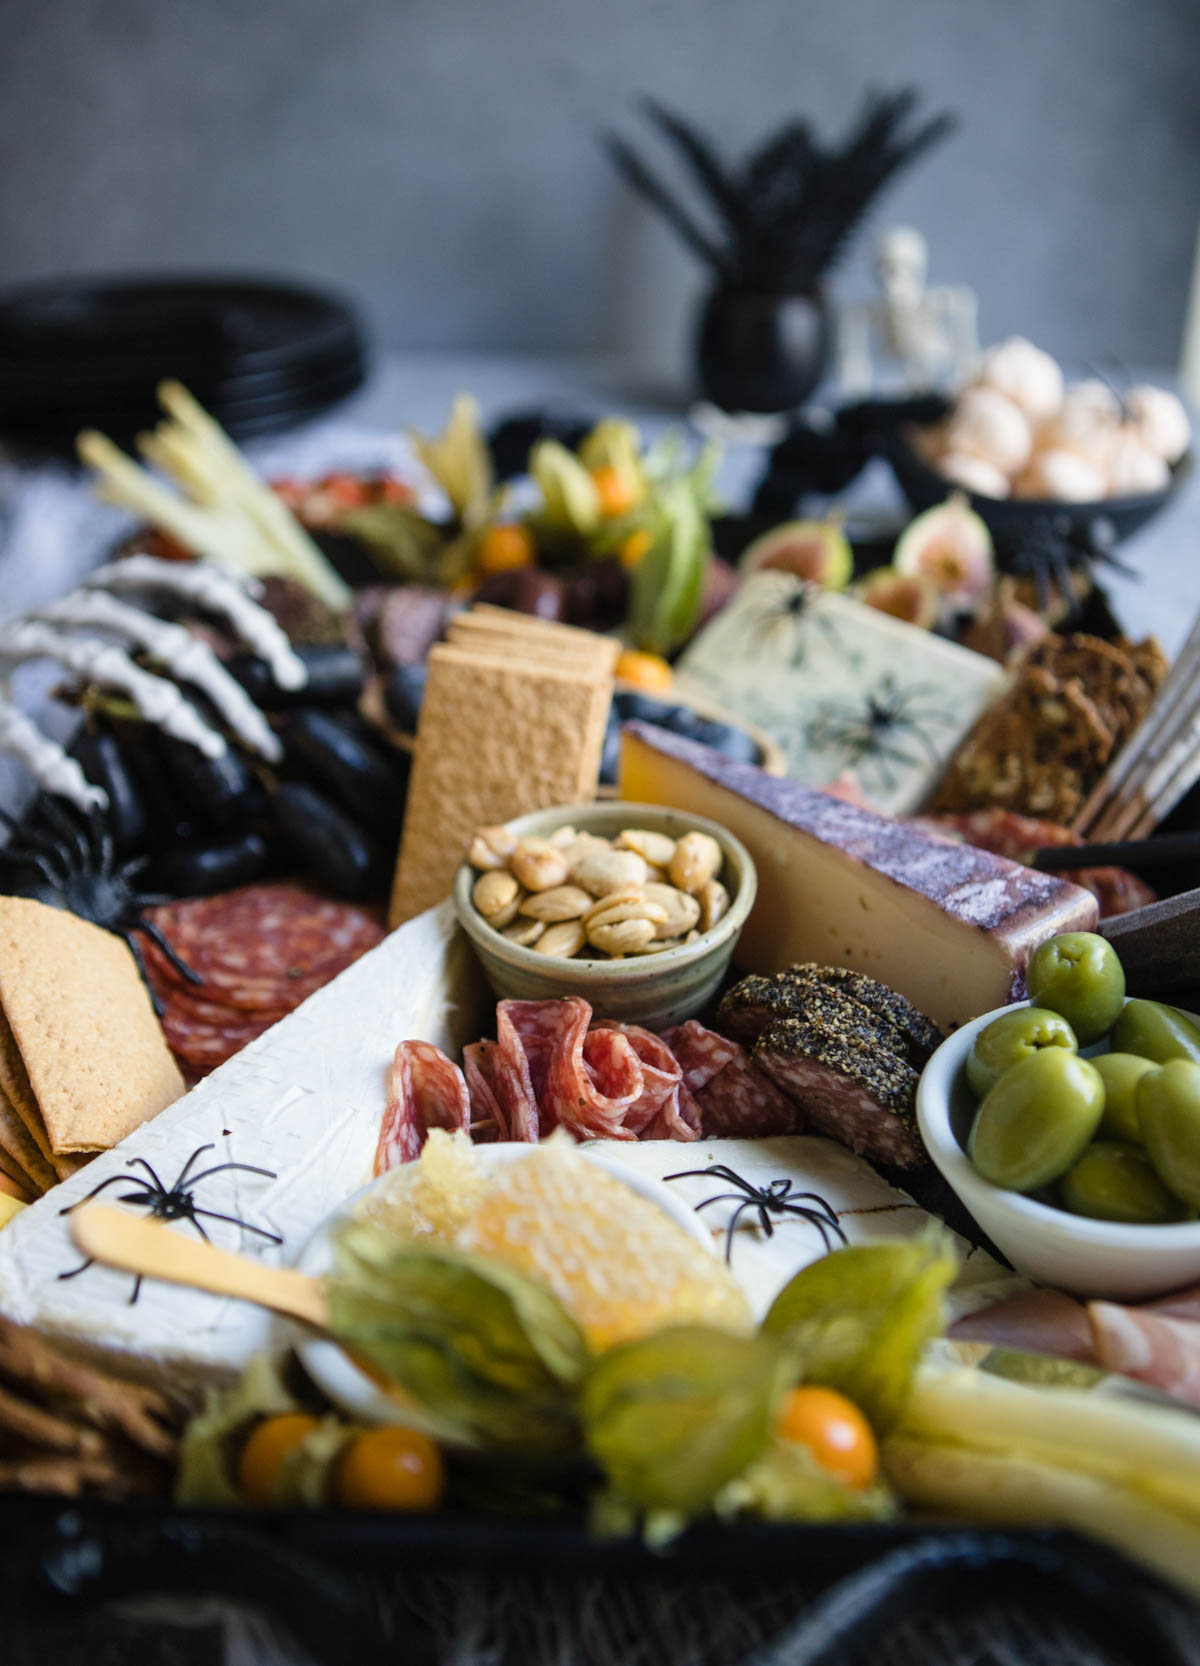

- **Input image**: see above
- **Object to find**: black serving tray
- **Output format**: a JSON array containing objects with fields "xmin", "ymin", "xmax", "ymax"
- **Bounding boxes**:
[{"xmin": 7, "ymin": 1501, "xmax": 1200, "ymax": 1666}]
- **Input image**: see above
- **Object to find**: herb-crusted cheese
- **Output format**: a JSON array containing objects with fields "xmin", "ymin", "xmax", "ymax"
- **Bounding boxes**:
[{"xmin": 619, "ymin": 723, "xmax": 1099, "ymax": 1030}]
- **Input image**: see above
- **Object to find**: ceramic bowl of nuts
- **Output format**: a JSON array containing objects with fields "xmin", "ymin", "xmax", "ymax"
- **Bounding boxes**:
[{"xmin": 452, "ymin": 801, "xmax": 757, "ymax": 1031}]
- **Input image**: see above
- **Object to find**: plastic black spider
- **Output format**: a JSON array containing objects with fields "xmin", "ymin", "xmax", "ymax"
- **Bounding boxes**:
[
  {"xmin": 807, "ymin": 672, "xmax": 957, "ymax": 792},
  {"xmin": 994, "ymin": 514, "xmax": 1136, "ymax": 619},
  {"xmin": 664, "ymin": 1163, "xmax": 848, "ymax": 1265},
  {"xmin": 736, "ymin": 579, "xmax": 858, "ymax": 670},
  {"xmin": 0, "ymin": 796, "xmax": 200, "ymax": 1008},
  {"xmin": 58, "ymin": 1143, "xmax": 282, "ymax": 1304}
]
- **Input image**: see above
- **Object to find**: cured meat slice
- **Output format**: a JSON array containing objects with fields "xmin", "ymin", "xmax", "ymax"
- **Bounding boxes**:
[
  {"xmin": 374, "ymin": 1041, "xmax": 470, "ymax": 1172},
  {"xmin": 1147, "ymin": 1284, "xmax": 1200, "ymax": 1322},
  {"xmin": 658, "ymin": 1021, "xmax": 740, "ymax": 1096},
  {"xmin": 716, "ymin": 968, "xmax": 939, "ymax": 1067},
  {"xmin": 544, "ymin": 1000, "xmax": 643, "ymax": 1140},
  {"xmin": 465, "ymin": 1026, "xmax": 538, "ymax": 1144},
  {"xmin": 948, "ymin": 1289, "xmax": 1097, "ymax": 1364},
  {"xmin": 498, "ymin": 1000, "xmax": 565, "ymax": 1125},
  {"xmin": 462, "ymin": 1043, "xmax": 509, "ymax": 1143},
  {"xmin": 144, "ymin": 884, "xmax": 385, "ymax": 1011},
  {"xmin": 1089, "ymin": 1303, "xmax": 1200, "ymax": 1407},
  {"xmin": 794, "ymin": 967, "xmax": 944, "ymax": 1065},
  {"xmin": 751, "ymin": 1017, "xmax": 924, "ymax": 1169},
  {"xmin": 592, "ymin": 1022, "xmax": 700, "ymax": 1142},
  {"xmin": 696, "ymin": 1049, "xmax": 799, "ymax": 1139}
]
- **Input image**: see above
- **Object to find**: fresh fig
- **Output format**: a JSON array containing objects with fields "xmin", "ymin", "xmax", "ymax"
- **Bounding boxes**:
[
  {"xmin": 894, "ymin": 492, "xmax": 994, "ymax": 608},
  {"xmin": 855, "ymin": 566, "xmax": 938, "ymax": 629},
  {"xmin": 739, "ymin": 517, "xmax": 852, "ymax": 588}
]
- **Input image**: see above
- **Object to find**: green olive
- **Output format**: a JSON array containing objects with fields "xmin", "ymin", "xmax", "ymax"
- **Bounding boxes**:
[
  {"xmin": 968, "ymin": 1049, "xmax": 1105, "ymax": 1193},
  {"xmin": 1094, "ymin": 1052, "xmax": 1160, "ymax": 1143},
  {"xmin": 966, "ymin": 1008, "xmax": 1078, "ymax": 1099},
  {"xmin": 1058, "ymin": 1141, "xmax": 1185, "ymax": 1224},
  {"xmin": 1025, "ymin": 933, "xmax": 1126, "ymax": 1046},
  {"xmin": 1138, "ymin": 1059, "xmax": 1200, "ymax": 1207},
  {"xmin": 1111, "ymin": 1000, "xmax": 1200, "ymax": 1068}
]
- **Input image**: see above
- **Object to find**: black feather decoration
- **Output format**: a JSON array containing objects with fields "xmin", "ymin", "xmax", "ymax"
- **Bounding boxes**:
[{"xmin": 605, "ymin": 88, "xmax": 958, "ymax": 295}]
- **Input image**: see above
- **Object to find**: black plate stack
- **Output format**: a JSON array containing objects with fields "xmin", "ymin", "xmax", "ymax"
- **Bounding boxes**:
[{"xmin": 0, "ymin": 275, "xmax": 368, "ymax": 454}]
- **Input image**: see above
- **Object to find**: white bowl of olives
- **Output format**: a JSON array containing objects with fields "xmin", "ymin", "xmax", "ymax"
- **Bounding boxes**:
[{"xmin": 917, "ymin": 933, "xmax": 1200, "ymax": 1300}]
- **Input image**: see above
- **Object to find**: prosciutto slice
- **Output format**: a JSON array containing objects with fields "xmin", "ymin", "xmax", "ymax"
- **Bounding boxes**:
[
  {"xmin": 1089, "ymin": 1303, "xmax": 1200, "ymax": 1406},
  {"xmin": 948, "ymin": 1288, "xmax": 1097, "ymax": 1364},
  {"xmin": 374, "ymin": 1041, "xmax": 471, "ymax": 1172}
]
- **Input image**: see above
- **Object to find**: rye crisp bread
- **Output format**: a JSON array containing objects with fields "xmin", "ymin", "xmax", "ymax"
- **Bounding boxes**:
[
  {"xmin": 0, "ymin": 897, "xmax": 184, "ymax": 1155},
  {"xmin": 460, "ymin": 606, "xmax": 621, "ymax": 674},
  {"xmin": 389, "ymin": 645, "xmax": 611, "ymax": 926}
]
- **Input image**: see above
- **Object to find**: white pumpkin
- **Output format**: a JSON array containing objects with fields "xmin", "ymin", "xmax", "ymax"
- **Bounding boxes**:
[
  {"xmin": 1013, "ymin": 448, "xmax": 1108, "ymax": 502},
  {"xmin": 1124, "ymin": 385, "xmax": 1190, "ymax": 466},
  {"xmin": 1107, "ymin": 426, "xmax": 1171, "ymax": 495},
  {"xmin": 977, "ymin": 336, "xmax": 1064, "ymax": 424},
  {"xmin": 944, "ymin": 386, "xmax": 1033, "ymax": 475},
  {"xmin": 935, "ymin": 450, "xmax": 1011, "ymax": 499}
]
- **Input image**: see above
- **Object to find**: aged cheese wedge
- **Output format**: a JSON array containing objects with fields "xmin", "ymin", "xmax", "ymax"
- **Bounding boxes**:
[{"xmin": 620, "ymin": 722, "xmax": 1099, "ymax": 1030}]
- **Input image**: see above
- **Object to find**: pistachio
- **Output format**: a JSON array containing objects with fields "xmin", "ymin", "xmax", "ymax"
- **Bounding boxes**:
[
  {"xmin": 669, "ymin": 831, "xmax": 722, "ymax": 895},
  {"xmin": 502, "ymin": 917, "xmax": 546, "ymax": 947},
  {"xmin": 534, "ymin": 920, "xmax": 587, "ymax": 958},
  {"xmin": 473, "ymin": 869, "xmax": 521, "ymax": 928},
  {"xmin": 572, "ymin": 847, "xmax": 649, "ymax": 898},
  {"xmin": 643, "ymin": 882, "xmax": 701, "ymax": 940},
  {"xmin": 519, "ymin": 884, "xmax": 592, "ymax": 923},
  {"xmin": 511, "ymin": 837, "xmax": 570, "ymax": 892},
  {"xmin": 616, "ymin": 828, "xmax": 677, "ymax": 869},
  {"xmin": 469, "ymin": 824, "xmax": 518, "ymax": 870},
  {"xmin": 698, "ymin": 878, "xmax": 730, "ymax": 932},
  {"xmin": 587, "ymin": 917, "xmax": 657, "ymax": 957}
]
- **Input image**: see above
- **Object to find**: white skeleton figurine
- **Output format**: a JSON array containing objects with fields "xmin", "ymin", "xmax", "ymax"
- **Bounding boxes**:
[
  {"xmin": 0, "ymin": 559, "xmax": 307, "ymax": 813},
  {"xmin": 838, "ymin": 226, "xmax": 978, "ymax": 397}
]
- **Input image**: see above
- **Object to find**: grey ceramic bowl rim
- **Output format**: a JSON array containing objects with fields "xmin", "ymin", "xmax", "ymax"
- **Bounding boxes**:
[{"xmin": 452, "ymin": 801, "xmax": 757, "ymax": 981}]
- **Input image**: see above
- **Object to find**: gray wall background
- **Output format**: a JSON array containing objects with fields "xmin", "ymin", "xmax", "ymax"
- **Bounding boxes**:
[{"xmin": 1, "ymin": 0, "xmax": 1198, "ymax": 384}]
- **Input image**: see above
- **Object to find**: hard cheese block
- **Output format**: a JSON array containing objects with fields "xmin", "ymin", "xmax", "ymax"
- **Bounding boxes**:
[
  {"xmin": 0, "ymin": 901, "xmax": 489, "ymax": 1387},
  {"xmin": 674, "ymin": 574, "xmax": 1007, "ymax": 815},
  {"xmin": 620, "ymin": 722, "xmax": 1099, "ymax": 1030}
]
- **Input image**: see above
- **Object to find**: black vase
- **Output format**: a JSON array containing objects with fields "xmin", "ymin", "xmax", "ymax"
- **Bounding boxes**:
[{"xmin": 696, "ymin": 286, "xmax": 831, "ymax": 414}]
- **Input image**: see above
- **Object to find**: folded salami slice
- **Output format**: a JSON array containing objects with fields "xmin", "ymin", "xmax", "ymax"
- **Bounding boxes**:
[
  {"xmin": 499, "ymin": 1000, "xmax": 564, "ymax": 1128},
  {"xmin": 593, "ymin": 1022, "xmax": 700, "ymax": 1142},
  {"xmin": 544, "ymin": 999, "xmax": 643, "ymax": 1140},
  {"xmin": 462, "ymin": 1043, "xmax": 509, "ymax": 1142},
  {"xmin": 659, "ymin": 1020, "xmax": 740, "ymax": 1096},
  {"xmin": 751, "ymin": 1017, "xmax": 923, "ymax": 1169},
  {"xmin": 374, "ymin": 1040, "xmax": 470, "ymax": 1172}
]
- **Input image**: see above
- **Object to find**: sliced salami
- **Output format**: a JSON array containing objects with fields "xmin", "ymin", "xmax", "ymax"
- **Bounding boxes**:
[
  {"xmin": 463, "ymin": 1043, "xmax": 509, "ymax": 1142},
  {"xmin": 544, "ymin": 1000, "xmax": 643, "ymax": 1140},
  {"xmin": 695, "ymin": 1049, "xmax": 799, "ymax": 1139},
  {"xmin": 659, "ymin": 1020, "xmax": 740, "ymax": 1096},
  {"xmin": 374, "ymin": 1040, "xmax": 471, "ymax": 1173},
  {"xmin": 493, "ymin": 1003, "xmax": 544, "ymax": 1140},
  {"xmin": 591, "ymin": 1022, "xmax": 698, "ymax": 1141}
]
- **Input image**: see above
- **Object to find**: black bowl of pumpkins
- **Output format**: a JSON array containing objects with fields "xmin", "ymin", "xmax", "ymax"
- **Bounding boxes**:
[{"xmin": 889, "ymin": 337, "xmax": 1192, "ymax": 544}]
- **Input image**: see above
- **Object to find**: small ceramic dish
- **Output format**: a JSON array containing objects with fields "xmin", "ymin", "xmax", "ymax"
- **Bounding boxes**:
[
  {"xmin": 452, "ymin": 801, "xmax": 757, "ymax": 1031},
  {"xmin": 293, "ymin": 1142, "xmax": 715, "ymax": 1430},
  {"xmin": 917, "ymin": 999, "xmax": 1200, "ymax": 1300}
]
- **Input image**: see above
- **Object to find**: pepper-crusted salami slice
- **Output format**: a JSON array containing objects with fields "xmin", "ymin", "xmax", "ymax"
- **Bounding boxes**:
[
  {"xmin": 659, "ymin": 1021, "xmax": 740, "ymax": 1096},
  {"xmin": 788, "ymin": 966, "xmax": 943, "ymax": 1066},
  {"xmin": 695, "ymin": 1049, "xmax": 799, "ymax": 1138},
  {"xmin": 592, "ymin": 1022, "xmax": 700, "ymax": 1141},
  {"xmin": 752, "ymin": 1017, "xmax": 924, "ymax": 1169},
  {"xmin": 374, "ymin": 1040, "xmax": 470, "ymax": 1172},
  {"xmin": 545, "ymin": 1000, "xmax": 644, "ymax": 1140}
]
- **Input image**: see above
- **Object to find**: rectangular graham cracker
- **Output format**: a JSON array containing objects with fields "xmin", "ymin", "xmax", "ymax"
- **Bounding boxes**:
[
  {"xmin": 0, "ymin": 898, "xmax": 185, "ymax": 1157},
  {"xmin": 461, "ymin": 605, "xmax": 621, "ymax": 673},
  {"xmin": 445, "ymin": 618, "xmax": 611, "ymax": 675},
  {"xmin": 389, "ymin": 645, "xmax": 612, "ymax": 926},
  {"xmin": 0, "ymin": 1080, "xmax": 57, "ymax": 1195}
]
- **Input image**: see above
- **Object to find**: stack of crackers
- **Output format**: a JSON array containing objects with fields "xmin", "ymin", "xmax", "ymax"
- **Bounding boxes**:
[
  {"xmin": 927, "ymin": 633, "xmax": 1168, "ymax": 826},
  {"xmin": 389, "ymin": 605, "xmax": 618, "ymax": 926},
  {"xmin": 0, "ymin": 897, "xmax": 184, "ymax": 1201}
]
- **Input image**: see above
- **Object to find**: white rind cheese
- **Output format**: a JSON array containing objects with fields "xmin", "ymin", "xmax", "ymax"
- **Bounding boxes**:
[
  {"xmin": 0, "ymin": 903, "xmax": 488, "ymax": 1388},
  {"xmin": 620, "ymin": 722, "xmax": 1099, "ymax": 1030}
]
